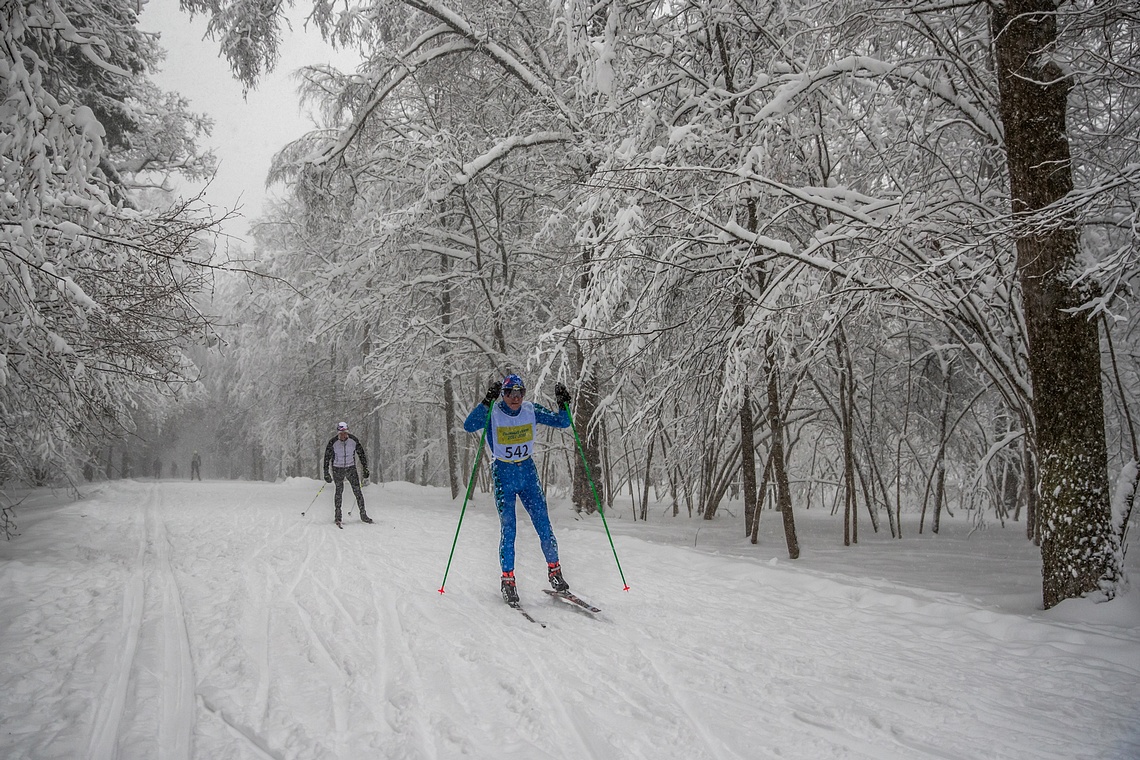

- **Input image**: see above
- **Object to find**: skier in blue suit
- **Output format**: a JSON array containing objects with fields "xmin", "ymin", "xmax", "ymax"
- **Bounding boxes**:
[{"xmin": 464, "ymin": 373, "xmax": 573, "ymax": 604}]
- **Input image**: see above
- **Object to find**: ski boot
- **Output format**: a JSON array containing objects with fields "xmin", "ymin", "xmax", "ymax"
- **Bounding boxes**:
[
  {"xmin": 359, "ymin": 510, "xmax": 373, "ymax": 524},
  {"xmin": 334, "ymin": 508, "xmax": 342, "ymax": 528},
  {"xmin": 547, "ymin": 563, "xmax": 569, "ymax": 592},
  {"xmin": 501, "ymin": 572, "xmax": 519, "ymax": 604}
]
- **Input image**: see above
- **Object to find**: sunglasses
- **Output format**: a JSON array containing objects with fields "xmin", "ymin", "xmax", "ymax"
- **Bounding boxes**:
[{"xmin": 503, "ymin": 388, "xmax": 525, "ymax": 399}]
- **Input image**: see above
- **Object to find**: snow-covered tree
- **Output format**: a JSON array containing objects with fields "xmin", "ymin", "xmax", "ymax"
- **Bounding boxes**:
[
  {"xmin": 189, "ymin": 0, "xmax": 1139, "ymax": 608},
  {"xmin": 1, "ymin": 0, "xmax": 223, "ymax": 492}
]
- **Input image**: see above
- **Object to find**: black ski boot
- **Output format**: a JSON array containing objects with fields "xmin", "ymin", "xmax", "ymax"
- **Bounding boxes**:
[
  {"xmin": 547, "ymin": 563, "xmax": 569, "ymax": 592},
  {"xmin": 501, "ymin": 573, "xmax": 519, "ymax": 604},
  {"xmin": 335, "ymin": 508, "xmax": 342, "ymax": 528},
  {"xmin": 359, "ymin": 510, "xmax": 373, "ymax": 524}
]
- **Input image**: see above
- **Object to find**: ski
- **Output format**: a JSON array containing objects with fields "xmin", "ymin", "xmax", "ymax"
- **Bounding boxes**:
[
  {"xmin": 506, "ymin": 600, "xmax": 546, "ymax": 627},
  {"xmin": 543, "ymin": 589, "xmax": 601, "ymax": 614}
]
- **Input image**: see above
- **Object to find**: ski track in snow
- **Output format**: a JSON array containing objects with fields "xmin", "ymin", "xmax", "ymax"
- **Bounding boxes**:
[
  {"xmin": 1, "ymin": 478, "xmax": 1138, "ymax": 760},
  {"xmin": 86, "ymin": 493, "xmax": 146, "ymax": 760},
  {"xmin": 87, "ymin": 482, "xmax": 197, "ymax": 759}
]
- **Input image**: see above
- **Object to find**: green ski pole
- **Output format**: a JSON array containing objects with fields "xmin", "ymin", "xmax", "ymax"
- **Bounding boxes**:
[
  {"xmin": 438, "ymin": 405, "xmax": 493, "ymax": 594},
  {"xmin": 565, "ymin": 403, "xmax": 630, "ymax": 591}
]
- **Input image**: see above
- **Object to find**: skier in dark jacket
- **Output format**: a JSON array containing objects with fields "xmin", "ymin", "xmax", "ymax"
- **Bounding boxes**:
[
  {"xmin": 463, "ymin": 374, "xmax": 573, "ymax": 604},
  {"xmin": 322, "ymin": 421, "xmax": 372, "ymax": 526}
]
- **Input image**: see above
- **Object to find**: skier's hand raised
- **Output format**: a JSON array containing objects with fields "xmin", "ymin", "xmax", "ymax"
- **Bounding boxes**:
[
  {"xmin": 483, "ymin": 380, "xmax": 502, "ymax": 406},
  {"xmin": 555, "ymin": 383, "xmax": 572, "ymax": 409}
]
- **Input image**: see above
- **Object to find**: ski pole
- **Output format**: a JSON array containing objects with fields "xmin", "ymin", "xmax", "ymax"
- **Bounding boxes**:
[
  {"xmin": 438, "ymin": 405, "xmax": 493, "ymax": 594},
  {"xmin": 301, "ymin": 483, "xmax": 326, "ymax": 516},
  {"xmin": 565, "ymin": 402, "xmax": 630, "ymax": 591}
]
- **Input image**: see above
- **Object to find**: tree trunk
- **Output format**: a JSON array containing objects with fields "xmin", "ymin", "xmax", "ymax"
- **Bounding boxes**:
[
  {"xmin": 992, "ymin": 2, "xmax": 1117, "ymax": 608},
  {"xmin": 766, "ymin": 365, "xmax": 799, "ymax": 559},
  {"xmin": 601, "ymin": 418, "xmax": 613, "ymax": 510},
  {"xmin": 640, "ymin": 433, "xmax": 654, "ymax": 521},
  {"xmin": 371, "ymin": 412, "xmax": 384, "ymax": 483},
  {"xmin": 571, "ymin": 345, "xmax": 602, "ymax": 515},
  {"xmin": 750, "ymin": 449, "xmax": 774, "ymax": 545},
  {"xmin": 932, "ymin": 464, "xmax": 946, "ymax": 535},
  {"xmin": 442, "ymin": 377, "xmax": 459, "ymax": 497},
  {"xmin": 837, "ymin": 328, "xmax": 857, "ymax": 546},
  {"xmin": 571, "ymin": 226, "xmax": 604, "ymax": 514},
  {"xmin": 840, "ymin": 362, "xmax": 856, "ymax": 547},
  {"xmin": 855, "ymin": 457, "xmax": 882, "ymax": 535},
  {"xmin": 740, "ymin": 386, "xmax": 760, "ymax": 539},
  {"xmin": 440, "ymin": 250, "xmax": 460, "ymax": 498},
  {"xmin": 405, "ymin": 415, "xmax": 417, "ymax": 483}
]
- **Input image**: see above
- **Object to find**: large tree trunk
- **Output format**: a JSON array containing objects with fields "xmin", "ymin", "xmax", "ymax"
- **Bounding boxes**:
[
  {"xmin": 766, "ymin": 364, "xmax": 799, "ymax": 559},
  {"xmin": 991, "ymin": 2, "xmax": 1117, "ymax": 608},
  {"xmin": 733, "ymin": 288, "xmax": 760, "ymax": 537},
  {"xmin": 837, "ymin": 332, "xmax": 857, "ymax": 547},
  {"xmin": 440, "ymin": 250, "xmax": 460, "ymax": 498},
  {"xmin": 640, "ymin": 433, "xmax": 654, "ymax": 521},
  {"xmin": 570, "ymin": 338, "xmax": 603, "ymax": 515},
  {"xmin": 441, "ymin": 373, "xmax": 458, "ymax": 496},
  {"xmin": 405, "ymin": 415, "xmax": 418, "ymax": 483},
  {"xmin": 740, "ymin": 386, "xmax": 760, "ymax": 538}
]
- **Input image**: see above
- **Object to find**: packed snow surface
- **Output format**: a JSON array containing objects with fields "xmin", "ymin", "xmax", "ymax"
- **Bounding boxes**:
[{"xmin": 2, "ymin": 478, "xmax": 1138, "ymax": 759}]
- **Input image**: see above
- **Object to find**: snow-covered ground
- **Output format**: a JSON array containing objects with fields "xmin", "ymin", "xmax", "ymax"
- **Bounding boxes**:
[{"xmin": 2, "ymin": 477, "xmax": 1138, "ymax": 759}]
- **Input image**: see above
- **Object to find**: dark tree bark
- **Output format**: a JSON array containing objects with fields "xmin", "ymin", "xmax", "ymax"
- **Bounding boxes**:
[
  {"xmin": 740, "ymin": 386, "xmax": 760, "ymax": 539},
  {"xmin": 570, "ymin": 339, "xmax": 603, "ymax": 515},
  {"xmin": 750, "ymin": 449, "xmax": 774, "ymax": 545},
  {"xmin": 405, "ymin": 415, "xmax": 417, "ymax": 483},
  {"xmin": 766, "ymin": 366, "xmax": 800, "ymax": 559},
  {"xmin": 440, "ymin": 252, "xmax": 460, "ymax": 498},
  {"xmin": 640, "ymin": 433, "xmax": 655, "ymax": 521},
  {"xmin": 991, "ymin": 2, "xmax": 1116, "ymax": 608},
  {"xmin": 837, "ymin": 332, "xmax": 857, "ymax": 547}
]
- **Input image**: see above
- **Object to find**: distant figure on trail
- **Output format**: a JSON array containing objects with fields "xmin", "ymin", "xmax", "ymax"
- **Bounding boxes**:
[
  {"xmin": 322, "ymin": 422, "xmax": 372, "ymax": 528},
  {"xmin": 152, "ymin": 457, "xmax": 161, "ymax": 479},
  {"xmin": 463, "ymin": 373, "xmax": 573, "ymax": 605},
  {"xmin": 190, "ymin": 450, "xmax": 201, "ymax": 480}
]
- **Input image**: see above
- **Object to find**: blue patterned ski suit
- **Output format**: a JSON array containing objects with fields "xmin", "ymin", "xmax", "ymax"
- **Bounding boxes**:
[{"xmin": 463, "ymin": 399, "xmax": 570, "ymax": 573}]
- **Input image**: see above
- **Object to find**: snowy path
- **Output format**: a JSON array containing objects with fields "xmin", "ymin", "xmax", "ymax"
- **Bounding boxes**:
[{"xmin": 1, "ymin": 478, "xmax": 1138, "ymax": 759}]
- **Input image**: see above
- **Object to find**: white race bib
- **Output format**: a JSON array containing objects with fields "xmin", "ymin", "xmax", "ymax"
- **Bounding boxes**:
[{"xmin": 490, "ymin": 402, "xmax": 536, "ymax": 461}]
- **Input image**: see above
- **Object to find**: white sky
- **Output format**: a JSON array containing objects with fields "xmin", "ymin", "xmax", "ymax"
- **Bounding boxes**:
[{"xmin": 138, "ymin": 0, "xmax": 361, "ymax": 241}]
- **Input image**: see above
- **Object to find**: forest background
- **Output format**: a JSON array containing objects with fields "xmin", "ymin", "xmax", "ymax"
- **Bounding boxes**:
[{"xmin": 2, "ymin": 0, "xmax": 1138, "ymax": 611}]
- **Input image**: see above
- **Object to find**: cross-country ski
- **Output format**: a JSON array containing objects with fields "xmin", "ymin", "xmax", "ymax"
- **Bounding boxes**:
[
  {"xmin": 505, "ymin": 598, "xmax": 547, "ymax": 627},
  {"xmin": 544, "ymin": 589, "xmax": 602, "ymax": 615}
]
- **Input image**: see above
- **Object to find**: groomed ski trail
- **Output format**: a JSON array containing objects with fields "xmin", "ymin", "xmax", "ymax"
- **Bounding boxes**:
[{"xmin": 2, "ymin": 479, "xmax": 1137, "ymax": 760}]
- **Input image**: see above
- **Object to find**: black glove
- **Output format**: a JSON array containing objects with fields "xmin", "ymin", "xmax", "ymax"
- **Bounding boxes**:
[
  {"xmin": 362, "ymin": 468, "xmax": 369, "ymax": 479},
  {"xmin": 555, "ymin": 382, "xmax": 571, "ymax": 408},
  {"xmin": 324, "ymin": 474, "xmax": 332, "ymax": 483},
  {"xmin": 482, "ymin": 380, "xmax": 502, "ymax": 406}
]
